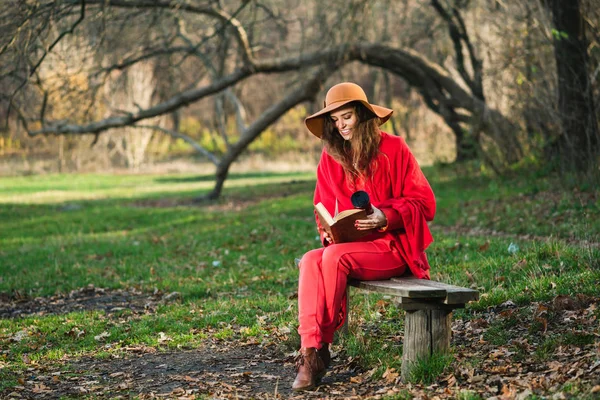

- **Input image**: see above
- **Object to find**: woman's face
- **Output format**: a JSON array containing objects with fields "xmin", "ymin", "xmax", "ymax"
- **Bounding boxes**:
[{"xmin": 330, "ymin": 106, "xmax": 357, "ymax": 141}]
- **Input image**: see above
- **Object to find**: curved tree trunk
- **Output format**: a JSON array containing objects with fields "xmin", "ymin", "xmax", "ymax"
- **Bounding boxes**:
[
  {"xmin": 352, "ymin": 44, "xmax": 522, "ymax": 165},
  {"xmin": 26, "ymin": 42, "xmax": 523, "ymax": 198},
  {"xmin": 200, "ymin": 66, "xmax": 335, "ymax": 201}
]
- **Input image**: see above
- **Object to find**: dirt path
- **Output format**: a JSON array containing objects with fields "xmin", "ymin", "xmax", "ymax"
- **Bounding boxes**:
[
  {"xmin": 20, "ymin": 343, "xmax": 376, "ymax": 399},
  {"xmin": 2, "ymin": 282, "xmax": 599, "ymax": 399},
  {"xmin": 0, "ymin": 287, "xmax": 379, "ymax": 399}
]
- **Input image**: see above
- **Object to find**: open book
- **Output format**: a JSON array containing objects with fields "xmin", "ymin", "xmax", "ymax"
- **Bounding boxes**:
[{"xmin": 314, "ymin": 202, "xmax": 373, "ymax": 244}]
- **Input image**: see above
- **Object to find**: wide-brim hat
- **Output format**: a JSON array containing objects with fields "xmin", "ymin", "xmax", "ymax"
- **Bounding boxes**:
[{"xmin": 305, "ymin": 82, "xmax": 393, "ymax": 138}]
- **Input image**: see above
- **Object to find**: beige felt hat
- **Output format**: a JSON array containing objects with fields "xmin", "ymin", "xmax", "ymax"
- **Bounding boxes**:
[{"xmin": 304, "ymin": 82, "xmax": 393, "ymax": 138}]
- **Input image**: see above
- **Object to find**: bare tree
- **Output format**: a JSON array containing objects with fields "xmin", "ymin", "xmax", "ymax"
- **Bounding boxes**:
[{"xmin": 3, "ymin": 0, "xmax": 567, "ymax": 198}]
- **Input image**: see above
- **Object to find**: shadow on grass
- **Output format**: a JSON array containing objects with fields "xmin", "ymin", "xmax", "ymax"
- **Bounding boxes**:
[
  {"xmin": 0, "ymin": 183, "xmax": 314, "ymax": 298},
  {"xmin": 154, "ymin": 171, "xmax": 313, "ymax": 183},
  {"xmin": 0, "ymin": 179, "xmax": 317, "ymax": 241}
]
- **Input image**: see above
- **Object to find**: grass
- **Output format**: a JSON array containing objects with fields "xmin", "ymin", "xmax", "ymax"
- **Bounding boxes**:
[
  {"xmin": 407, "ymin": 352, "xmax": 454, "ymax": 384},
  {"xmin": 0, "ymin": 166, "xmax": 598, "ymax": 394}
]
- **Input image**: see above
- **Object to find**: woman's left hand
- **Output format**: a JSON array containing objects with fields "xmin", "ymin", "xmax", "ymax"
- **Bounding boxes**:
[{"xmin": 355, "ymin": 205, "xmax": 387, "ymax": 231}]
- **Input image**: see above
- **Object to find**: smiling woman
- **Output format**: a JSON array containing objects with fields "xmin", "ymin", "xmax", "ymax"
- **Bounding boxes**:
[
  {"xmin": 292, "ymin": 82, "xmax": 437, "ymax": 391},
  {"xmin": 329, "ymin": 107, "xmax": 357, "ymax": 140}
]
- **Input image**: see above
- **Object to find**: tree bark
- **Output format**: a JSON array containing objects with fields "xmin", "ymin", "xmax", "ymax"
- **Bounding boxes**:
[{"xmin": 549, "ymin": 0, "xmax": 599, "ymax": 171}]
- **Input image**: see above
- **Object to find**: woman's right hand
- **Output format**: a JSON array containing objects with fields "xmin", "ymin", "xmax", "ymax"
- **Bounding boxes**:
[{"xmin": 323, "ymin": 231, "xmax": 333, "ymax": 244}]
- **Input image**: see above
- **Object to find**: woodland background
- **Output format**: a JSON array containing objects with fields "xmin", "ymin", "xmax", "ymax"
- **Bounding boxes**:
[
  {"xmin": 1, "ymin": 0, "xmax": 598, "ymax": 195},
  {"xmin": 1, "ymin": 2, "xmax": 600, "ymax": 399}
]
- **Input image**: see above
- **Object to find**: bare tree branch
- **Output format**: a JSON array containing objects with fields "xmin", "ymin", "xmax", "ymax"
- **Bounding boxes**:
[
  {"xmin": 24, "ymin": 41, "xmax": 520, "ymax": 166},
  {"xmin": 66, "ymin": 0, "xmax": 255, "ymax": 65},
  {"xmin": 28, "ymin": 67, "xmax": 252, "ymax": 135},
  {"xmin": 205, "ymin": 64, "xmax": 337, "ymax": 200},
  {"xmin": 430, "ymin": 0, "xmax": 484, "ymax": 99},
  {"xmin": 133, "ymin": 124, "xmax": 220, "ymax": 164},
  {"xmin": 30, "ymin": 1, "xmax": 86, "ymax": 79},
  {"xmin": 23, "ymin": 43, "xmax": 488, "ymax": 123},
  {"xmin": 7, "ymin": 1, "xmax": 86, "ymax": 115},
  {"xmin": 92, "ymin": 45, "xmax": 201, "ymax": 77}
]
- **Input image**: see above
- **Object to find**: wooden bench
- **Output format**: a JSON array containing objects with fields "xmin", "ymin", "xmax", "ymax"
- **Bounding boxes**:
[{"xmin": 347, "ymin": 277, "xmax": 479, "ymax": 381}]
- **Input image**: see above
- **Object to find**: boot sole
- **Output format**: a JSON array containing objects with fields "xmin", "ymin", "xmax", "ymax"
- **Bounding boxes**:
[
  {"xmin": 292, "ymin": 384, "xmax": 316, "ymax": 392},
  {"xmin": 292, "ymin": 371, "xmax": 325, "ymax": 392}
]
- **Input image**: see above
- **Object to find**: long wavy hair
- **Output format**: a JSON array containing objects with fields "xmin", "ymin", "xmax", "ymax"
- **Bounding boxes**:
[{"xmin": 321, "ymin": 101, "xmax": 381, "ymax": 182}]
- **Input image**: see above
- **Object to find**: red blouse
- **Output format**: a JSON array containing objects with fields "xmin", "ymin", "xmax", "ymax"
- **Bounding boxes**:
[{"xmin": 313, "ymin": 132, "xmax": 436, "ymax": 279}]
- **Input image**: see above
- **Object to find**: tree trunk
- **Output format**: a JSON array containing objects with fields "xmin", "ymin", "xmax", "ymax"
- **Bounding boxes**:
[
  {"xmin": 549, "ymin": 0, "xmax": 599, "ymax": 171},
  {"xmin": 454, "ymin": 125, "xmax": 478, "ymax": 162},
  {"xmin": 198, "ymin": 66, "xmax": 334, "ymax": 201}
]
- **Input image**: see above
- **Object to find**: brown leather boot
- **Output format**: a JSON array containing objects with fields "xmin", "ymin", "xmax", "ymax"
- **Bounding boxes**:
[
  {"xmin": 318, "ymin": 343, "xmax": 331, "ymax": 368},
  {"xmin": 292, "ymin": 347, "xmax": 326, "ymax": 391}
]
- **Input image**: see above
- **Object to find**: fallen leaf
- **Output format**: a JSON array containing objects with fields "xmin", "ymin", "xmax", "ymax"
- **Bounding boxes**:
[
  {"xmin": 535, "ymin": 317, "xmax": 548, "ymax": 333},
  {"xmin": 10, "ymin": 330, "xmax": 28, "ymax": 342},
  {"xmin": 66, "ymin": 326, "xmax": 85, "ymax": 338},
  {"xmin": 382, "ymin": 367, "xmax": 399, "ymax": 383},
  {"xmin": 513, "ymin": 258, "xmax": 527, "ymax": 269},
  {"xmin": 32, "ymin": 383, "xmax": 49, "ymax": 394},
  {"xmin": 465, "ymin": 271, "xmax": 475, "ymax": 283},
  {"xmin": 158, "ymin": 332, "xmax": 172, "ymax": 343},
  {"xmin": 94, "ymin": 331, "xmax": 110, "ymax": 341}
]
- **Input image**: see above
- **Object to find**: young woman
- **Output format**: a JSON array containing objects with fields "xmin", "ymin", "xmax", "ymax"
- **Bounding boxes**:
[{"xmin": 293, "ymin": 82, "xmax": 436, "ymax": 391}]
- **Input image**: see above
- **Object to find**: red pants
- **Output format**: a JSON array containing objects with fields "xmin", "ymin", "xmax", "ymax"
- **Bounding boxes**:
[{"xmin": 297, "ymin": 239, "xmax": 406, "ymax": 349}]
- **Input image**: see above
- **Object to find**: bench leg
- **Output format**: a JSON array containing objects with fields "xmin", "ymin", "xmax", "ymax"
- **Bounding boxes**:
[
  {"xmin": 401, "ymin": 309, "xmax": 452, "ymax": 381},
  {"xmin": 341, "ymin": 286, "xmax": 350, "ymax": 335}
]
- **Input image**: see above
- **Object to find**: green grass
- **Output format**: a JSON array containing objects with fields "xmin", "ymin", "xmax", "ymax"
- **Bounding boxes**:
[
  {"xmin": 407, "ymin": 352, "xmax": 454, "ymax": 384},
  {"xmin": 429, "ymin": 166, "xmax": 600, "ymax": 241},
  {"xmin": 0, "ymin": 166, "xmax": 598, "ymax": 393}
]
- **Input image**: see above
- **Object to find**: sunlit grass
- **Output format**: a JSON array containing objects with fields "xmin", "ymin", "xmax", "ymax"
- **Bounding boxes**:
[
  {"xmin": 0, "ymin": 166, "xmax": 598, "ymax": 394},
  {"xmin": 0, "ymin": 172, "xmax": 315, "ymax": 204}
]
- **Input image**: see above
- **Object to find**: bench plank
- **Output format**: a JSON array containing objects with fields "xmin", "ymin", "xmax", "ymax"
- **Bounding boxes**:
[
  {"xmin": 391, "ymin": 277, "xmax": 479, "ymax": 304},
  {"xmin": 348, "ymin": 279, "xmax": 447, "ymax": 298},
  {"xmin": 394, "ymin": 299, "xmax": 465, "ymax": 311}
]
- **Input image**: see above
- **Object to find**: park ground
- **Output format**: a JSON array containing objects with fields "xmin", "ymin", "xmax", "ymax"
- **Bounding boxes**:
[{"xmin": 0, "ymin": 164, "xmax": 599, "ymax": 399}]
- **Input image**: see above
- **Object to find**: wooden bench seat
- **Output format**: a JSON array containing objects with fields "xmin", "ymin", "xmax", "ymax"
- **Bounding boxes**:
[{"xmin": 347, "ymin": 277, "xmax": 479, "ymax": 381}]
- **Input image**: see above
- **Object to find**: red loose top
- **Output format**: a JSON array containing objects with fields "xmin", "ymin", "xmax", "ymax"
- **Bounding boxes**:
[{"xmin": 313, "ymin": 132, "xmax": 436, "ymax": 279}]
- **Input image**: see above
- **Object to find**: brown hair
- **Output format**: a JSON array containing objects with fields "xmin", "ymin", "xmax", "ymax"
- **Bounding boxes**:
[{"xmin": 321, "ymin": 101, "xmax": 381, "ymax": 182}]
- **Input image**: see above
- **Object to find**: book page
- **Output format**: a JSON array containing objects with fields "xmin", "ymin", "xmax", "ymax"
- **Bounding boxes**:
[
  {"xmin": 314, "ymin": 202, "xmax": 335, "ymax": 226},
  {"xmin": 334, "ymin": 208, "xmax": 363, "ymax": 222}
]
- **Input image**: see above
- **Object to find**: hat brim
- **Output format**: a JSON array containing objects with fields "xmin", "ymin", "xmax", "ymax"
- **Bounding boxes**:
[{"xmin": 305, "ymin": 99, "xmax": 393, "ymax": 138}]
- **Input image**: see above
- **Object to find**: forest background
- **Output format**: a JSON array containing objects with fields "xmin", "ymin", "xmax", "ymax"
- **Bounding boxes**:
[
  {"xmin": 1, "ymin": 1, "xmax": 600, "ymax": 398},
  {"xmin": 1, "ymin": 0, "xmax": 598, "ymax": 192}
]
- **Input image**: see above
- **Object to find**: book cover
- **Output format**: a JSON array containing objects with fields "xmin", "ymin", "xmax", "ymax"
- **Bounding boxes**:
[{"xmin": 314, "ymin": 202, "xmax": 373, "ymax": 244}]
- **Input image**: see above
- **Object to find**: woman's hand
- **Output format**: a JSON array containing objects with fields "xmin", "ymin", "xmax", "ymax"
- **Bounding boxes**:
[
  {"xmin": 355, "ymin": 205, "xmax": 387, "ymax": 231},
  {"xmin": 323, "ymin": 230, "xmax": 333, "ymax": 244}
]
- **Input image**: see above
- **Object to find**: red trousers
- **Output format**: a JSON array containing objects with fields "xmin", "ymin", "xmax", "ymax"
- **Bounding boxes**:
[{"xmin": 297, "ymin": 239, "xmax": 406, "ymax": 349}]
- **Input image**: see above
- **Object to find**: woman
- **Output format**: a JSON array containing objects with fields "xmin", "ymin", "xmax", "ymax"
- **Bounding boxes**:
[{"xmin": 293, "ymin": 82, "xmax": 436, "ymax": 391}]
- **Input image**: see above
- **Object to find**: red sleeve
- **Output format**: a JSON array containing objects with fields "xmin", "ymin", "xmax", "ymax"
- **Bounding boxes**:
[
  {"xmin": 378, "ymin": 137, "xmax": 436, "ymax": 278},
  {"xmin": 313, "ymin": 150, "xmax": 333, "ymax": 247}
]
